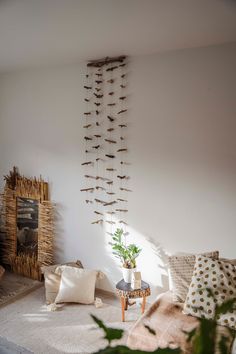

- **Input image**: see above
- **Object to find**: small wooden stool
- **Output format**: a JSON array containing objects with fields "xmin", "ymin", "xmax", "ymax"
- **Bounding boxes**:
[{"xmin": 116, "ymin": 279, "xmax": 151, "ymax": 322}]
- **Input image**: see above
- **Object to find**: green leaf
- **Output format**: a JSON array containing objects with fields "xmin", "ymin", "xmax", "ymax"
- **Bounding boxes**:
[
  {"xmin": 91, "ymin": 315, "xmax": 124, "ymax": 345},
  {"xmin": 218, "ymin": 335, "xmax": 230, "ymax": 354},
  {"xmin": 93, "ymin": 345, "xmax": 181, "ymax": 354},
  {"xmin": 215, "ymin": 298, "xmax": 236, "ymax": 316}
]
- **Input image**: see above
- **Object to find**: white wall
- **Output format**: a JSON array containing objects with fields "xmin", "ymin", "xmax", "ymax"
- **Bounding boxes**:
[{"xmin": 0, "ymin": 43, "xmax": 236, "ymax": 299}]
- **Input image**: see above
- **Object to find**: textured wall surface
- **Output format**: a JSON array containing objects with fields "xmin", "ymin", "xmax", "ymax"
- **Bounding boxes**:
[{"xmin": 0, "ymin": 43, "xmax": 235, "ymax": 298}]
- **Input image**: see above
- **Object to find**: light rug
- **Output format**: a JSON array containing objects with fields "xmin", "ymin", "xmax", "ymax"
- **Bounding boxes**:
[
  {"xmin": 0, "ymin": 271, "xmax": 42, "ymax": 308},
  {"xmin": 0, "ymin": 287, "xmax": 140, "ymax": 354}
]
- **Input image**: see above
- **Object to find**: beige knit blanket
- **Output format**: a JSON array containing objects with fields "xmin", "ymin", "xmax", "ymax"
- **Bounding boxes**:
[{"xmin": 127, "ymin": 291, "xmax": 234, "ymax": 353}]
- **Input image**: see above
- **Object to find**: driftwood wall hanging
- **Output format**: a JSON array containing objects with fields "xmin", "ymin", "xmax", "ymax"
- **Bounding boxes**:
[
  {"xmin": 0, "ymin": 167, "xmax": 54, "ymax": 280},
  {"xmin": 81, "ymin": 55, "xmax": 131, "ymax": 236}
]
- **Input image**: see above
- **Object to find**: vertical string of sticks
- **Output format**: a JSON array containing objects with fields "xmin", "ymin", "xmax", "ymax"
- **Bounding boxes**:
[{"xmin": 81, "ymin": 56, "xmax": 130, "ymax": 230}]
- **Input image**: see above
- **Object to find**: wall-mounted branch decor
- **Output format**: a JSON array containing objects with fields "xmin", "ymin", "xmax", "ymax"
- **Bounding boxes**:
[
  {"xmin": 0, "ymin": 167, "xmax": 54, "ymax": 280},
  {"xmin": 81, "ymin": 55, "xmax": 131, "ymax": 235}
]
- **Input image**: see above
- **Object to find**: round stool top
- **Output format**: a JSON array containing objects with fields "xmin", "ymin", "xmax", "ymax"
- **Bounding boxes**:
[{"xmin": 116, "ymin": 279, "xmax": 151, "ymax": 298}]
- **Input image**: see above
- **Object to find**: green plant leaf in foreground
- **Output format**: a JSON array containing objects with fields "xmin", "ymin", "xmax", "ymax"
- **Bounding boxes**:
[
  {"xmin": 94, "ymin": 345, "xmax": 181, "ymax": 354},
  {"xmin": 91, "ymin": 315, "xmax": 181, "ymax": 354},
  {"xmin": 91, "ymin": 314, "xmax": 124, "ymax": 345}
]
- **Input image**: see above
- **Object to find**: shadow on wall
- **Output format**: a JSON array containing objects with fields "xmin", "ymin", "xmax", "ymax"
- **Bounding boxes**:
[
  {"xmin": 53, "ymin": 203, "xmax": 65, "ymax": 263},
  {"xmin": 97, "ymin": 222, "xmax": 170, "ymax": 301}
]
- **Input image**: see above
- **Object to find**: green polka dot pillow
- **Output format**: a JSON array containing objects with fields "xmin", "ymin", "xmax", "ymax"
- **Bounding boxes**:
[{"xmin": 183, "ymin": 255, "xmax": 236, "ymax": 329}]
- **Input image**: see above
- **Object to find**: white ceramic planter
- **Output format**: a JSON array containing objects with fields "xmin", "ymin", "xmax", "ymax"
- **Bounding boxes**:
[{"xmin": 122, "ymin": 267, "xmax": 136, "ymax": 283}]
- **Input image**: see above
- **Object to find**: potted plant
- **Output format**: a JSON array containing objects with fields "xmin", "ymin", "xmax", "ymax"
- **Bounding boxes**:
[{"xmin": 109, "ymin": 228, "xmax": 142, "ymax": 283}]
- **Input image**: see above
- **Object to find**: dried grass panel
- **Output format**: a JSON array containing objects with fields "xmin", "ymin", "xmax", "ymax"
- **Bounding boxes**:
[
  {"xmin": 15, "ymin": 177, "xmax": 48, "ymax": 201},
  {"xmin": 2, "ymin": 187, "xmax": 16, "ymax": 264},
  {"xmin": 11, "ymin": 253, "xmax": 41, "ymax": 280},
  {"xmin": 38, "ymin": 201, "xmax": 54, "ymax": 266}
]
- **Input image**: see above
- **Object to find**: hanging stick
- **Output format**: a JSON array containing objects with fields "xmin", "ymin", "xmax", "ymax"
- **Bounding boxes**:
[
  {"xmin": 84, "ymin": 136, "xmax": 92, "ymax": 141},
  {"xmin": 107, "ymin": 103, "xmax": 116, "ymax": 106},
  {"xmin": 105, "ymin": 139, "xmax": 117, "ymax": 144},
  {"xmin": 117, "ymin": 148, "xmax": 128, "ymax": 152},
  {"xmin": 84, "ymin": 112, "xmax": 91, "ymax": 115},
  {"xmin": 106, "ymin": 220, "xmax": 116, "ymax": 225},
  {"xmin": 85, "ymin": 175, "xmax": 96, "ymax": 179},
  {"xmin": 94, "ymin": 134, "xmax": 101, "ymax": 138},
  {"xmin": 106, "ymin": 181, "xmax": 113, "ymax": 185},
  {"xmin": 94, "ymin": 211, "xmax": 103, "ymax": 215},
  {"xmin": 121, "ymin": 74, "xmax": 126, "ymax": 78},
  {"xmin": 95, "ymin": 73, "xmax": 103, "ymax": 77},
  {"xmin": 116, "ymin": 209, "xmax": 128, "ymax": 212},
  {"xmin": 81, "ymin": 161, "xmax": 93, "ymax": 166},
  {"xmin": 119, "ymin": 63, "xmax": 126, "ymax": 67},
  {"xmin": 87, "ymin": 55, "xmax": 126, "ymax": 67},
  {"xmin": 117, "ymin": 198, "xmax": 128, "ymax": 202},
  {"xmin": 119, "ymin": 220, "xmax": 128, "ymax": 225},
  {"xmin": 107, "ymin": 128, "xmax": 115, "ymax": 132},
  {"xmin": 95, "ymin": 88, "xmax": 102, "ymax": 92},
  {"xmin": 95, "ymin": 80, "xmax": 103, "ymax": 84},
  {"xmin": 96, "ymin": 176, "xmax": 111, "ymax": 181},
  {"xmin": 107, "ymin": 192, "xmax": 116, "ymax": 195},
  {"xmin": 117, "ymin": 109, "xmax": 127, "ymax": 114},
  {"xmin": 106, "ymin": 211, "xmax": 116, "ymax": 215},
  {"xmin": 120, "ymin": 84, "xmax": 126, "ymax": 88},
  {"xmin": 120, "ymin": 161, "xmax": 131, "ymax": 165},
  {"xmin": 106, "ymin": 168, "xmax": 116, "ymax": 171},
  {"xmin": 92, "ymin": 219, "xmax": 103, "ymax": 225},
  {"xmin": 92, "ymin": 145, "xmax": 101, "ymax": 149},
  {"xmin": 96, "ymin": 158, "xmax": 105, "ymax": 162},
  {"xmin": 104, "ymin": 201, "xmax": 117, "ymax": 206},
  {"xmin": 84, "ymin": 98, "xmax": 90, "ymax": 102},
  {"xmin": 119, "ymin": 96, "xmax": 126, "ymax": 100},
  {"xmin": 106, "ymin": 66, "xmax": 118, "ymax": 72},
  {"xmin": 95, "ymin": 186, "xmax": 106, "ymax": 191},
  {"xmin": 95, "ymin": 198, "xmax": 107, "ymax": 204},
  {"xmin": 80, "ymin": 188, "xmax": 94, "ymax": 192},
  {"xmin": 94, "ymin": 93, "xmax": 103, "ymax": 98},
  {"xmin": 119, "ymin": 124, "xmax": 127, "ymax": 128},
  {"xmin": 107, "ymin": 115, "xmax": 115, "ymax": 122},
  {"xmin": 105, "ymin": 154, "xmax": 115, "ymax": 158},
  {"xmin": 108, "ymin": 92, "xmax": 114, "ymax": 96},
  {"xmin": 120, "ymin": 187, "xmax": 132, "ymax": 192},
  {"xmin": 107, "ymin": 79, "xmax": 114, "ymax": 84},
  {"xmin": 84, "ymin": 86, "xmax": 92, "ymax": 89},
  {"xmin": 117, "ymin": 175, "xmax": 129, "ymax": 179},
  {"xmin": 83, "ymin": 124, "xmax": 92, "ymax": 129},
  {"xmin": 94, "ymin": 102, "xmax": 101, "ymax": 106}
]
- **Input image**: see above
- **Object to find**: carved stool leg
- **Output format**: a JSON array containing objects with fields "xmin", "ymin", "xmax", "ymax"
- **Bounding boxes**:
[
  {"xmin": 141, "ymin": 296, "xmax": 146, "ymax": 314},
  {"xmin": 120, "ymin": 296, "xmax": 125, "ymax": 322},
  {"xmin": 125, "ymin": 297, "xmax": 128, "ymax": 311}
]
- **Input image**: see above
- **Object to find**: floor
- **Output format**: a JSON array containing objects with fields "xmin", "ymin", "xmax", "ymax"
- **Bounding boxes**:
[{"xmin": 0, "ymin": 286, "xmax": 147, "ymax": 354}]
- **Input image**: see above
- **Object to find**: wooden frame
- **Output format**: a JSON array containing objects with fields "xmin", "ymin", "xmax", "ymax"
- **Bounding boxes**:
[{"xmin": 0, "ymin": 167, "xmax": 54, "ymax": 280}]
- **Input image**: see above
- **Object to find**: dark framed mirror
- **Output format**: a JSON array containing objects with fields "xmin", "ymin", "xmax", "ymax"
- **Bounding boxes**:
[{"xmin": 17, "ymin": 197, "xmax": 39, "ymax": 257}]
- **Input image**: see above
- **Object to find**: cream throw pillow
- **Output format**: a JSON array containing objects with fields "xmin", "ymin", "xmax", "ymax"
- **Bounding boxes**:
[
  {"xmin": 183, "ymin": 256, "xmax": 236, "ymax": 329},
  {"xmin": 41, "ymin": 260, "xmax": 83, "ymax": 304},
  {"xmin": 55, "ymin": 267, "xmax": 97, "ymax": 304},
  {"xmin": 168, "ymin": 251, "xmax": 219, "ymax": 302}
]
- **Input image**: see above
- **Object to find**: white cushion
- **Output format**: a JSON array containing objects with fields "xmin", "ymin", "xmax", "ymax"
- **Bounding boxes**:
[{"xmin": 55, "ymin": 267, "xmax": 97, "ymax": 304}]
